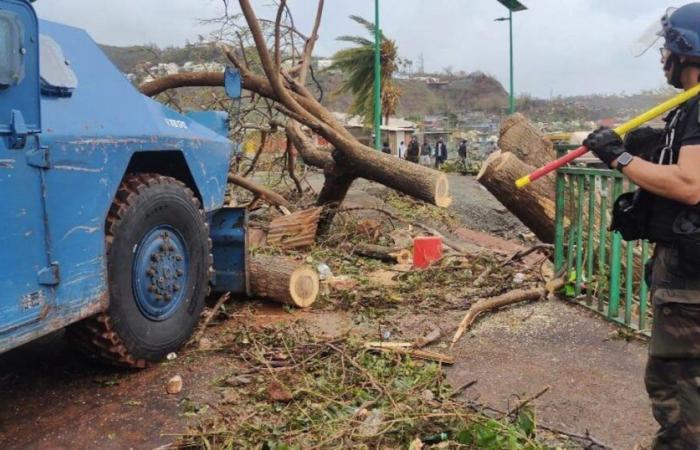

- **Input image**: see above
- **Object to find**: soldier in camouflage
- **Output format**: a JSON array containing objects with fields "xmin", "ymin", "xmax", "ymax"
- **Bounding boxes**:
[{"xmin": 584, "ymin": 4, "xmax": 700, "ymax": 448}]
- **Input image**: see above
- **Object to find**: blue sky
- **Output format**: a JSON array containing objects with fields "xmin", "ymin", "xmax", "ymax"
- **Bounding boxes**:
[{"xmin": 34, "ymin": 0, "xmax": 679, "ymax": 97}]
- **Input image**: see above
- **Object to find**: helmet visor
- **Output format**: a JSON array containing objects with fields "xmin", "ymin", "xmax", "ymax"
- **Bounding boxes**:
[{"xmin": 631, "ymin": 7, "xmax": 677, "ymax": 57}]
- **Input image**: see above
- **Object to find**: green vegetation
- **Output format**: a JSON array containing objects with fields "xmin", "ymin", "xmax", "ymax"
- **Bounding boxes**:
[
  {"xmin": 175, "ymin": 324, "xmax": 558, "ymax": 449},
  {"xmin": 328, "ymin": 16, "xmax": 401, "ymax": 125}
]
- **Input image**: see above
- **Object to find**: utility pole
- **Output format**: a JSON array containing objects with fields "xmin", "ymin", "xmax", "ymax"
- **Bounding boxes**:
[
  {"xmin": 508, "ymin": 9, "xmax": 514, "ymax": 114},
  {"xmin": 495, "ymin": 0, "xmax": 527, "ymax": 115},
  {"xmin": 373, "ymin": 0, "xmax": 382, "ymax": 150}
]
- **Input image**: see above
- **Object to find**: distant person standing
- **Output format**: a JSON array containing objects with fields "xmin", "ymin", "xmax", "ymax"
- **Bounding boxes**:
[
  {"xmin": 381, "ymin": 141, "xmax": 391, "ymax": 155},
  {"xmin": 420, "ymin": 141, "xmax": 433, "ymax": 166},
  {"xmin": 435, "ymin": 138, "xmax": 448, "ymax": 169},
  {"xmin": 398, "ymin": 140, "xmax": 407, "ymax": 159},
  {"xmin": 406, "ymin": 136, "xmax": 420, "ymax": 163},
  {"xmin": 458, "ymin": 139, "xmax": 468, "ymax": 171}
]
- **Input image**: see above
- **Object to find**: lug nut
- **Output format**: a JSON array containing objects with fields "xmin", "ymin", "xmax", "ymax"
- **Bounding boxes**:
[
  {"xmin": 147, "ymin": 269, "xmax": 155, "ymax": 277},
  {"xmin": 148, "ymin": 285, "xmax": 156, "ymax": 293},
  {"xmin": 176, "ymin": 269, "xmax": 183, "ymax": 277},
  {"xmin": 173, "ymin": 284, "xmax": 180, "ymax": 292},
  {"xmin": 151, "ymin": 254, "xmax": 159, "ymax": 262}
]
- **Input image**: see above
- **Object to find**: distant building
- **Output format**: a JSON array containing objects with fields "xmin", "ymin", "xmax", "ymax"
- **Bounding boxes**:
[
  {"xmin": 425, "ymin": 77, "xmax": 449, "ymax": 87},
  {"xmin": 316, "ymin": 58, "xmax": 334, "ymax": 70},
  {"xmin": 333, "ymin": 112, "xmax": 417, "ymax": 156}
]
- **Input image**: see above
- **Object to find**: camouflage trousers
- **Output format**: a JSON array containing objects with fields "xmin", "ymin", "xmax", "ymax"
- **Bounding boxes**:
[
  {"xmin": 646, "ymin": 245, "xmax": 700, "ymax": 448},
  {"xmin": 645, "ymin": 358, "xmax": 700, "ymax": 449}
]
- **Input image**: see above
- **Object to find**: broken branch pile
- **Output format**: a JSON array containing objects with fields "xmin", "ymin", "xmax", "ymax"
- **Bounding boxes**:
[{"xmin": 175, "ymin": 322, "xmax": 560, "ymax": 449}]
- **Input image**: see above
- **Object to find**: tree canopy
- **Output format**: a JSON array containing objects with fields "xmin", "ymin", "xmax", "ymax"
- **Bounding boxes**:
[{"xmin": 329, "ymin": 15, "xmax": 401, "ymax": 125}]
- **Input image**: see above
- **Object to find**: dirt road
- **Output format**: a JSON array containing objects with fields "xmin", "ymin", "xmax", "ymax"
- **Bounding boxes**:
[{"xmin": 0, "ymin": 175, "xmax": 655, "ymax": 449}]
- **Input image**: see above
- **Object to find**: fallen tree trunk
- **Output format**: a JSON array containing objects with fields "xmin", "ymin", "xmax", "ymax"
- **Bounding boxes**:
[
  {"xmin": 477, "ymin": 151, "xmax": 556, "ymax": 243},
  {"xmin": 352, "ymin": 243, "xmax": 412, "ymax": 265},
  {"xmin": 142, "ymin": 70, "xmax": 451, "ymax": 209},
  {"xmin": 489, "ymin": 115, "xmax": 644, "ymax": 284},
  {"xmin": 498, "ymin": 113, "xmax": 556, "ymax": 168},
  {"xmin": 228, "ymin": 173, "xmax": 290, "ymax": 208},
  {"xmin": 249, "ymin": 255, "xmax": 319, "ymax": 308}
]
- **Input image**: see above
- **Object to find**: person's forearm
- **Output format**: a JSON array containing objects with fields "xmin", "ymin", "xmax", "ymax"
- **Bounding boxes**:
[{"xmin": 620, "ymin": 157, "xmax": 700, "ymax": 205}]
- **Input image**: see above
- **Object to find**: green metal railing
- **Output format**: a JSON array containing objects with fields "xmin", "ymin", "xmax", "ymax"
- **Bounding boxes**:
[{"xmin": 553, "ymin": 146, "xmax": 652, "ymax": 333}]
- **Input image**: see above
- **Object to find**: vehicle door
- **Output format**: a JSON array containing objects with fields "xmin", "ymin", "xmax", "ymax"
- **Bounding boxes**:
[{"xmin": 0, "ymin": 0, "xmax": 53, "ymax": 335}]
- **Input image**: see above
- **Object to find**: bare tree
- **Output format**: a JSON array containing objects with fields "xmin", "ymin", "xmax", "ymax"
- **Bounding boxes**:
[{"xmin": 139, "ymin": 0, "xmax": 451, "ymax": 235}]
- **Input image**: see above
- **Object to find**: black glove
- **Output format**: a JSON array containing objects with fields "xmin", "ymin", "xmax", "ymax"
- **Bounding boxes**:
[
  {"xmin": 623, "ymin": 126, "xmax": 664, "ymax": 161},
  {"xmin": 583, "ymin": 127, "xmax": 625, "ymax": 168}
]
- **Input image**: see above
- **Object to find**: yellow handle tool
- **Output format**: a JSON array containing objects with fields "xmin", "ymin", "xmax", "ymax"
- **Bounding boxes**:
[{"xmin": 515, "ymin": 83, "xmax": 700, "ymax": 189}]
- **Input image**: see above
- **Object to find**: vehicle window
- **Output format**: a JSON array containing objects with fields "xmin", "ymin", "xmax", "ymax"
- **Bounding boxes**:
[
  {"xmin": 0, "ymin": 12, "xmax": 23, "ymax": 88},
  {"xmin": 40, "ymin": 34, "xmax": 77, "ymax": 96}
]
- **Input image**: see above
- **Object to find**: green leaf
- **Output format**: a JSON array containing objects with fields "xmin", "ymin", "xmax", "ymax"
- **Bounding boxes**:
[
  {"xmin": 455, "ymin": 428, "xmax": 473, "ymax": 445},
  {"xmin": 516, "ymin": 407, "xmax": 536, "ymax": 437}
]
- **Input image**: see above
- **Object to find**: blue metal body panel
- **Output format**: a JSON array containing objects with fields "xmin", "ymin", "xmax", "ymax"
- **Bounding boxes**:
[
  {"xmin": 185, "ymin": 111, "xmax": 230, "ymax": 138},
  {"xmin": 209, "ymin": 208, "xmax": 248, "ymax": 294},
  {"xmin": 0, "ymin": 4, "xmax": 241, "ymax": 354}
]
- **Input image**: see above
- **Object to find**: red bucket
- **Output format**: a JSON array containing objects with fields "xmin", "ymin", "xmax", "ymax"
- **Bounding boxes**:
[{"xmin": 413, "ymin": 236, "xmax": 443, "ymax": 269}]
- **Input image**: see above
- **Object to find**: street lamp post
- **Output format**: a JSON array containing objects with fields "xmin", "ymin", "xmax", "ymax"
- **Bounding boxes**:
[
  {"xmin": 374, "ymin": 0, "xmax": 382, "ymax": 150},
  {"xmin": 495, "ymin": 0, "xmax": 527, "ymax": 115}
]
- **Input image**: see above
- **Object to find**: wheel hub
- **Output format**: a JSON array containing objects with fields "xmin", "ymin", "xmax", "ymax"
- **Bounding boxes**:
[{"xmin": 133, "ymin": 226, "xmax": 189, "ymax": 321}]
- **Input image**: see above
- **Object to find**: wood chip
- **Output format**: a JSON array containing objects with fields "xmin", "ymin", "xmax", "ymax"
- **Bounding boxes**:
[
  {"xmin": 267, "ymin": 380, "xmax": 293, "ymax": 402},
  {"xmin": 166, "ymin": 375, "xmax": 183, "ymax": 395},
  {"xmin": 267, "ymin": 207, "xmax": 322, "ymax": 249}
]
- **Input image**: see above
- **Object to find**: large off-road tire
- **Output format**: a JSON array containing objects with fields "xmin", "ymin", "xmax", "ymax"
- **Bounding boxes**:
[{"xmin": 67, "ymin": 174, "xmax": 211, "ymax": 368}]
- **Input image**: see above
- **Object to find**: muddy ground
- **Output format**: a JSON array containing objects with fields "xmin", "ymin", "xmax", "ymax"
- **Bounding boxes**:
[{"xmin": 0, "ymin": 174, "xmax": 656, "ymax": 449}]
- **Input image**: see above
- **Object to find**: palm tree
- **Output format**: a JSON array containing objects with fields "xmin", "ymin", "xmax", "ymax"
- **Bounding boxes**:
[{"xmin": 329, "ymin": 15, "xmax": 401, "ymax": 126}]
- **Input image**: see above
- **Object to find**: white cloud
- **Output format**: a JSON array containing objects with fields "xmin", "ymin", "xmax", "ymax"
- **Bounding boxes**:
[{"xmin": 34, "ymin": 0, "xmax": 679, "ymax": 96}]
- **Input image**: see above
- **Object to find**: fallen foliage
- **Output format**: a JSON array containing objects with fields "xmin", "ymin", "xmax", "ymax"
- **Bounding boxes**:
[{"xmin": 173, "ymin": 324, "xmax": 564, "ymax": 449}]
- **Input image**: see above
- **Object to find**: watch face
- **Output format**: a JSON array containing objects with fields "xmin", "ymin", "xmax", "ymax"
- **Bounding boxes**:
[{"xmin": 618, "ymin": 153, "xmax": 633, "ymax": 169}]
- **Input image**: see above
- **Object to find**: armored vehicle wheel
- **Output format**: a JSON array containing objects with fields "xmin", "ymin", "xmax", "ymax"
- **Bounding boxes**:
[{"xmin": 67, "ymin": 174, "xmax": 211, "ymax": 368}]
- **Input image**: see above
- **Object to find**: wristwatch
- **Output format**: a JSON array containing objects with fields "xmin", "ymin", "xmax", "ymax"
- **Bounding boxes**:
[{"xmin": 615, "ymin": 152, "xmax": 634, "ymax": 172}]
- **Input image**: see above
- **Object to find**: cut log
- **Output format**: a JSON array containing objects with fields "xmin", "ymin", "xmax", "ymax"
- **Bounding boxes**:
[
  {"xmin": 248, "ymin": 255, "xmax": 319, "ymax": 308},
  {"xmin": 498, "ymin": 113, "xmax": 556, "ymax": 168},
  {"xmin": 352, "ymin": 243, "xmax": 412, "ymax": 265},
  {"xmin": 228, "ymin": 173, "xmax": 290, "ymax": 208},
  {"xmin": 477, "ymin": 151, "xmax": 556, "ymax": 243},
  {"xmin": 267, "ymin": 207, "xmax": 322, "ymax": 249},
  {"xmin": 336, "ymin": 148, "xmax": 452, "ymax": 208},
  {"xmin": 489, "ymin": 115, "xmax": 644, "ymax": 283}
]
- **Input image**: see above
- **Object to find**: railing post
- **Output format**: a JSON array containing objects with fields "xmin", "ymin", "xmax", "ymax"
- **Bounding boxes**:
[
  {"xmin": 554, "ymin": 146, "xmax": 567, "ymax": 273},
  {"xmin": 639, "ymin": 241, "xmax": 650, "ymax": 330},
  {"xmin": 574, "ymin": 175, "xmax": 585, "ymax": 296},
  {"xmin": 608, "ymin": 176, "xmax": 624, "ymax": 319},
  {"xmin": 586, "ymin": 175, "xmax": 596, "ymax": 306}
]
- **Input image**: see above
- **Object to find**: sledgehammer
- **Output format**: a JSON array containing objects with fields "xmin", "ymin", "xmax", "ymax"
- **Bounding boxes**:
[{"xmin": 515, "ymin": 83, "xmax": 700, "ymax": 189}]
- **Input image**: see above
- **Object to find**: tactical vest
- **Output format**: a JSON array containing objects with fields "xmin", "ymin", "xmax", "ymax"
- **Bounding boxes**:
[{"xmin": 646, "ymin": 97, "xmax": 699, "ymax": 243}]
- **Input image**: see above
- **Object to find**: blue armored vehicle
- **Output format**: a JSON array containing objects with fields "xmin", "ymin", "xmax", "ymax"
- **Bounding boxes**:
[{"xmin": 0, "ymin": 0, "xmax": 247, "ymax": 367}]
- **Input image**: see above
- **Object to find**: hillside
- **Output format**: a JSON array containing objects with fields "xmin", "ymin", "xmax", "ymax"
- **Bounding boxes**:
[{"xmin": 99, "ymin": 43, "xmax": 672, "ymax": 125}]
